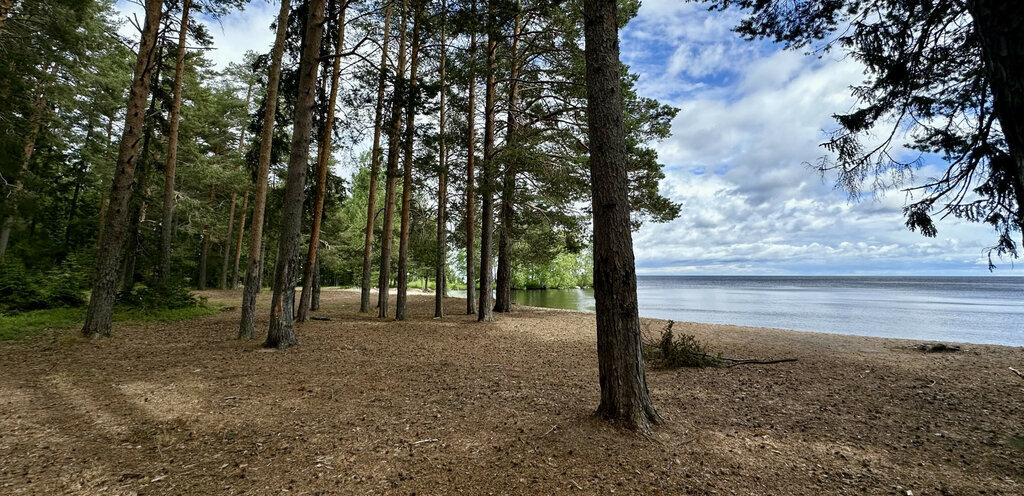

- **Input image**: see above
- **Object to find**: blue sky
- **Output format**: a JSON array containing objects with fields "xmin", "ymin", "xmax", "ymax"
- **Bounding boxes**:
[{"xmin": 114, "ymin": 0, "xmax": 1017, "ymax": 276}]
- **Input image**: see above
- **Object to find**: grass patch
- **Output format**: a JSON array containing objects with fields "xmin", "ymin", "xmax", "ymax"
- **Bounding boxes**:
[
  {"xmin": 0, "ymin": 305, "xmax": 222, "ymax": 342},
  {"xmin": 0, "ymin": 307, "xmax": 86, "ymax": 341}
]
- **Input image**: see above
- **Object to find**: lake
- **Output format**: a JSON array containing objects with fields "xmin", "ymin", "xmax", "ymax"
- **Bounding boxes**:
[{"xmin": 507, "ymin": 276, "xmax": 1024, "ymax": 346}]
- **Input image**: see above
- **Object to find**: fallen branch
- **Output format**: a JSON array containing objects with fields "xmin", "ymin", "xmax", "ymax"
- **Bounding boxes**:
[
  {"xmin": 1009, "ymin": 367, "xmax": 1024, "ymax": 380},
  {"xmin": 310, "ymin": 316, "xmax": 332, "ymax": 321},
  {"xmin": 720, "ymin": 357, "xmax": 798, "ymax": 367},
  {"xmin": 642, "ymin": 320, "xmax": 797, "ymax": 368},
  {"xmin": 412, "ymin": 438, "xmax": 438, "ymax": 445}
]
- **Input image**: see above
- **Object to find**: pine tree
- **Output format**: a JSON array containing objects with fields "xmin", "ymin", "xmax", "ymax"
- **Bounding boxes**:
[
  {"xmin": 239, "ymin": 0, "xmax": 291, "ymax": 340},
  {"xmin": 265, "ymin": 0, "xmax": 328, "ymax": 349},
  {"xmin": 584, "ymin": 0, "xmax": 661, "ymax": 433},
  {"xmin": 82, "ymin": 0, "xmax": 165, "ymax": 338}
]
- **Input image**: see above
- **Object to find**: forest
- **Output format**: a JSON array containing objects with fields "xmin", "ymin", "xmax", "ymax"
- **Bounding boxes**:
[
  {"xmin": 0, "ymin": 0, "xmax": 678, "ymax": 334},
  {"xmin": 2, "ymin": 0, "xmax": 1024, "ymax": 493}
]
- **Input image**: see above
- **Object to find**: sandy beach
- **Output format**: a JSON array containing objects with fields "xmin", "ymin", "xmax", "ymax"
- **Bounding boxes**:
[{"xmin": 1, "ymin": 288, "xmax": 1021, "ymax": 495}]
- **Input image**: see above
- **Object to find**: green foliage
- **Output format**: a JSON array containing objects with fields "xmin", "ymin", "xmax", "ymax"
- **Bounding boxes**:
[
  {"xmin": 511, "ymin": 251, "xmax": 592, "ymax": 289},
  {"xmin": 0, "ymin": 257, "xmax": 87, "ymax": 312},
  {"xmin": 116, "ymin": 282, "xmax": 204, "ymax": 310},
  {"xmin": 0, "ymin": 307, "xmax": 85, "ymax": 341},
  {"xmin": 0, "ymin": 305, "xmax": 220, "ymax": 342},
  {"xmin": 642, "ymin": 321, "xmax": 722, "ymax": 369}
]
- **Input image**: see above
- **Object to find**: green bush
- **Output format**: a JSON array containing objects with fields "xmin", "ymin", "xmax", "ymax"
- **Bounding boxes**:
[
  {"xmin": 116, "ymin": 281, "xmax": 202, "ymax": 310},
  {"xmin": 642, "ymin": 321, "xmax": 722, "ymax": 368},
  {"xmin": 0, "ymin": 258, "xmax": 86, "ymax": 312}
]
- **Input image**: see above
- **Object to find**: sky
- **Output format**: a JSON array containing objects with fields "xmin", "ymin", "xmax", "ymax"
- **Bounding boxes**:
[{"xmin": 113, "ymin": 0, "xmax": 1017, "ymax": 276}]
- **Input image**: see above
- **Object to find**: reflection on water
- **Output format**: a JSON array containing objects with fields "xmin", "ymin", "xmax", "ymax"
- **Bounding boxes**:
[
  {"xmin": 506, "ymin": 276, "xmax": 1024, "ymax": 346},
  {"xmin": 512, "ymin": 287, "xmax": 596, "ymax": 313}
]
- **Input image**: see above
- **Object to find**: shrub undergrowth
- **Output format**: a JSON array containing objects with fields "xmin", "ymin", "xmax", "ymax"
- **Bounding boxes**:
[{"xmin": 642, "ymin": 320, "xmax": 722, "ymax": 368}]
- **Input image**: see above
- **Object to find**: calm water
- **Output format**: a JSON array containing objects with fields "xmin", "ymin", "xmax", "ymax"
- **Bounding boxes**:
[{"xmin": 509, "ymin": 276, "xmax": 1024, "ymax": 346}]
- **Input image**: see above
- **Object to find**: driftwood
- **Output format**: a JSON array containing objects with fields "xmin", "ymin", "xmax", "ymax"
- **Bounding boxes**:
[
  {"xmin": 719, "ymin": 356, "xmax": 799, "ymax": 367},
  {"xmin": 1009, "ymin": 367, "xmax": 1024, "ymax": 380},
  {"xmin": 916, "ymin": 343, "xmax": 961, "ymax": 353}
]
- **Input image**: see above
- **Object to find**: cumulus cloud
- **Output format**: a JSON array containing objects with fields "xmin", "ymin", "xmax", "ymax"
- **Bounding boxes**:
[{"xmin": 622, "ymin": 2, "xmax": 1007, "ymax": 275}]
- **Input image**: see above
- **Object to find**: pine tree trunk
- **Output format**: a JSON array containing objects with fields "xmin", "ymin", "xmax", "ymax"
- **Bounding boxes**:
[
  {"xmin": 494, "ymin": 3, "xmax": 521, "ymax": 314},
  {"xmin": 82, "ymin": 0, "xmax": 164, "ymax": 339},
  {"xmin": 239, "ymin": 0, "xmax": 291, "ymax": 340},
  {"xmin": 258, "ymin": 240, "xmax": 267, "ymax": 288},
  {"xmin": 121, "ymin": 55, "xmax": 162, "ymax": 292},
  {"xmin": 434, "ymin": 0, "xmax": 448, "ymax": 319},
  {"xmin": 298, "ymin": 3, "xmax": 347, "ymax": 322},
  {"xmin": 396, "ymin": 0, "xmax": 423, "ymax": 321},
  {"xmin": 231, "ymin": 190, "xmax": 248, "ymax": 288},
  {"xmin": 265, "ymin": 0, "xmax": 327, "ymax": 349},
  {"xmin": 311, "ymin": 254, "xmax": 321, "ymax": 310},
  {"xmin": 228, "ymin": 78, "xmax": 253, "ymax": 290},
  {"xmin": 221, "ymin": 193, "xmax": 236, "ymax": 289},
  {"xmin": 198, "ymin": 234, "xmax": 209, "ymax": 289},
  {"xmin": 0, "ymin": 63, "xmax": 56, "ymax": 260},
  {"xmin": 158, "ymin": 0, "xmax": 191, "ymax": 283},
  {"xmin": 378, "ymin": 0, "xmax": 410, "ymax": 318},
  {"xmin": 967, "ymin": 0, "xmax": 1024, "ymax": 245},
  {"xmin": 583, "ymin": 0, "xmax": 661, "ymax": 433},
  {"xmin": 198, "ymin": 185, "xmax": 215, "ymax": 290},
  {"xmin": 477, "ymin": 0, "xmax": 498, "ymax": 322},
  {"xmin": 96, "ymin": 192, "xmax": 106, "ymax": 248},
  {"xmin": 360, "ymin": 0, "xmax": 394, "ymax": 314},
  {"xmin": 464, "ymin": 1, "xmax": 478, "ymax": 315}
]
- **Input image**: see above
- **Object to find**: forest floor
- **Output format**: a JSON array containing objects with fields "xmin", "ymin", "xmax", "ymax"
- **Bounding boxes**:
[{"xmin": 1, "ymin": 289, "xmax": 1022, "ymax": 495}]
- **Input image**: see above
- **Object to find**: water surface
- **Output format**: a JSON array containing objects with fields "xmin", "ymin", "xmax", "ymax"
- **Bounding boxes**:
[{"xmin": 509, "ymin": 276, "xmax": 1024, "ymax": 346}]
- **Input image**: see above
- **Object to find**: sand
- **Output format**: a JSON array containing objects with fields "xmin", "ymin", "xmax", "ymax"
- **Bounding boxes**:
[{"xmin": 0, "ymin": 288, "xmax": 1022, "ymax": 495}]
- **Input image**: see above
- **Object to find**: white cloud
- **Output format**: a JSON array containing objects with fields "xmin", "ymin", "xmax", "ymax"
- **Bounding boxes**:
[
  {"xmin": 621, "ymin": 3, "xmax": 1009, "ymax": 275},
  {"xmin": 114, "ymin": 0, "xmax": 279, "ymax": 72}
]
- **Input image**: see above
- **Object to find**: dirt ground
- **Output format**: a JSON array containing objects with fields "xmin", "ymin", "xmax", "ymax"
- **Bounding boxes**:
[{"xmin": 1, "ymin": 289, "xmax": 1022, "ymax": 495}]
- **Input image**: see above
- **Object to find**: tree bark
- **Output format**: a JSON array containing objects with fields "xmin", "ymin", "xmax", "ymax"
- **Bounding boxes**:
[
  {"xmin": 231, "ymin": 190, "xmax": 248, "ymax": 288},
  {"xmin": 239, "ymin": 0, "xmax": 291, "ymax": 340},
  {"xmin": 121, "ymin": 52, "xmax": 163, "ymax": 293},
  {"xmin": 225, "ymin": 81, "xmax": 253, "ymax": 290},
  {"xmin": 158, "ymin": 0, "xmax": 191, "ymax": 283},
  {"xmin": 0, "ymin": 63, "xmax": 56, "ymax": 260},
  {"xmin": 583, "ymin": 0, "xmax": 661, "ymax": 433},
  {"xmin": 198, "ymin": 185, "xmax": 215, "ymax": 290},
  {"xmin": 311, "ymin": 254, "xmax": 321, "ymax": 310},
  {"xmin": 359, "ymin": 0, "xmax": 394, "ymax": 314},
  {"xmin": 464, "ymin": 0, "xmax": 477, "ymax": 315},
  {"xmin": 298, "ymin": 2, "xmax": 347, "ymax": 322},
  {"xmin": 264, "ymin": 0, "xmax": 328, "ymax": 349},
  {"xmin": 494, "ymin": 1, "xmax": 521, "ymax": 314},
  {"xmin": 477, "ymin": 0, "xmax": 497, "ymax": 322},
  {"xmin": 434, "ymin": 0, "xmax": 449, "ymax": 319},
  {"xmin": 82, "ymin": 0, "xmax": 164, "ymax": 339},
  {"xmin": 396, "ymin": 0, "xmax": 423, "ymax": 321},
  {"xmin": 378, "ymin": 0, "xmax": 410, "ymax": 318},
  {"xmin": 221, "ymin": 193, "xmax": 236, "ymax": 289},
  {"xmin": 966, "ymin": 0, "xmax": 1024, "ymax": 247}
]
